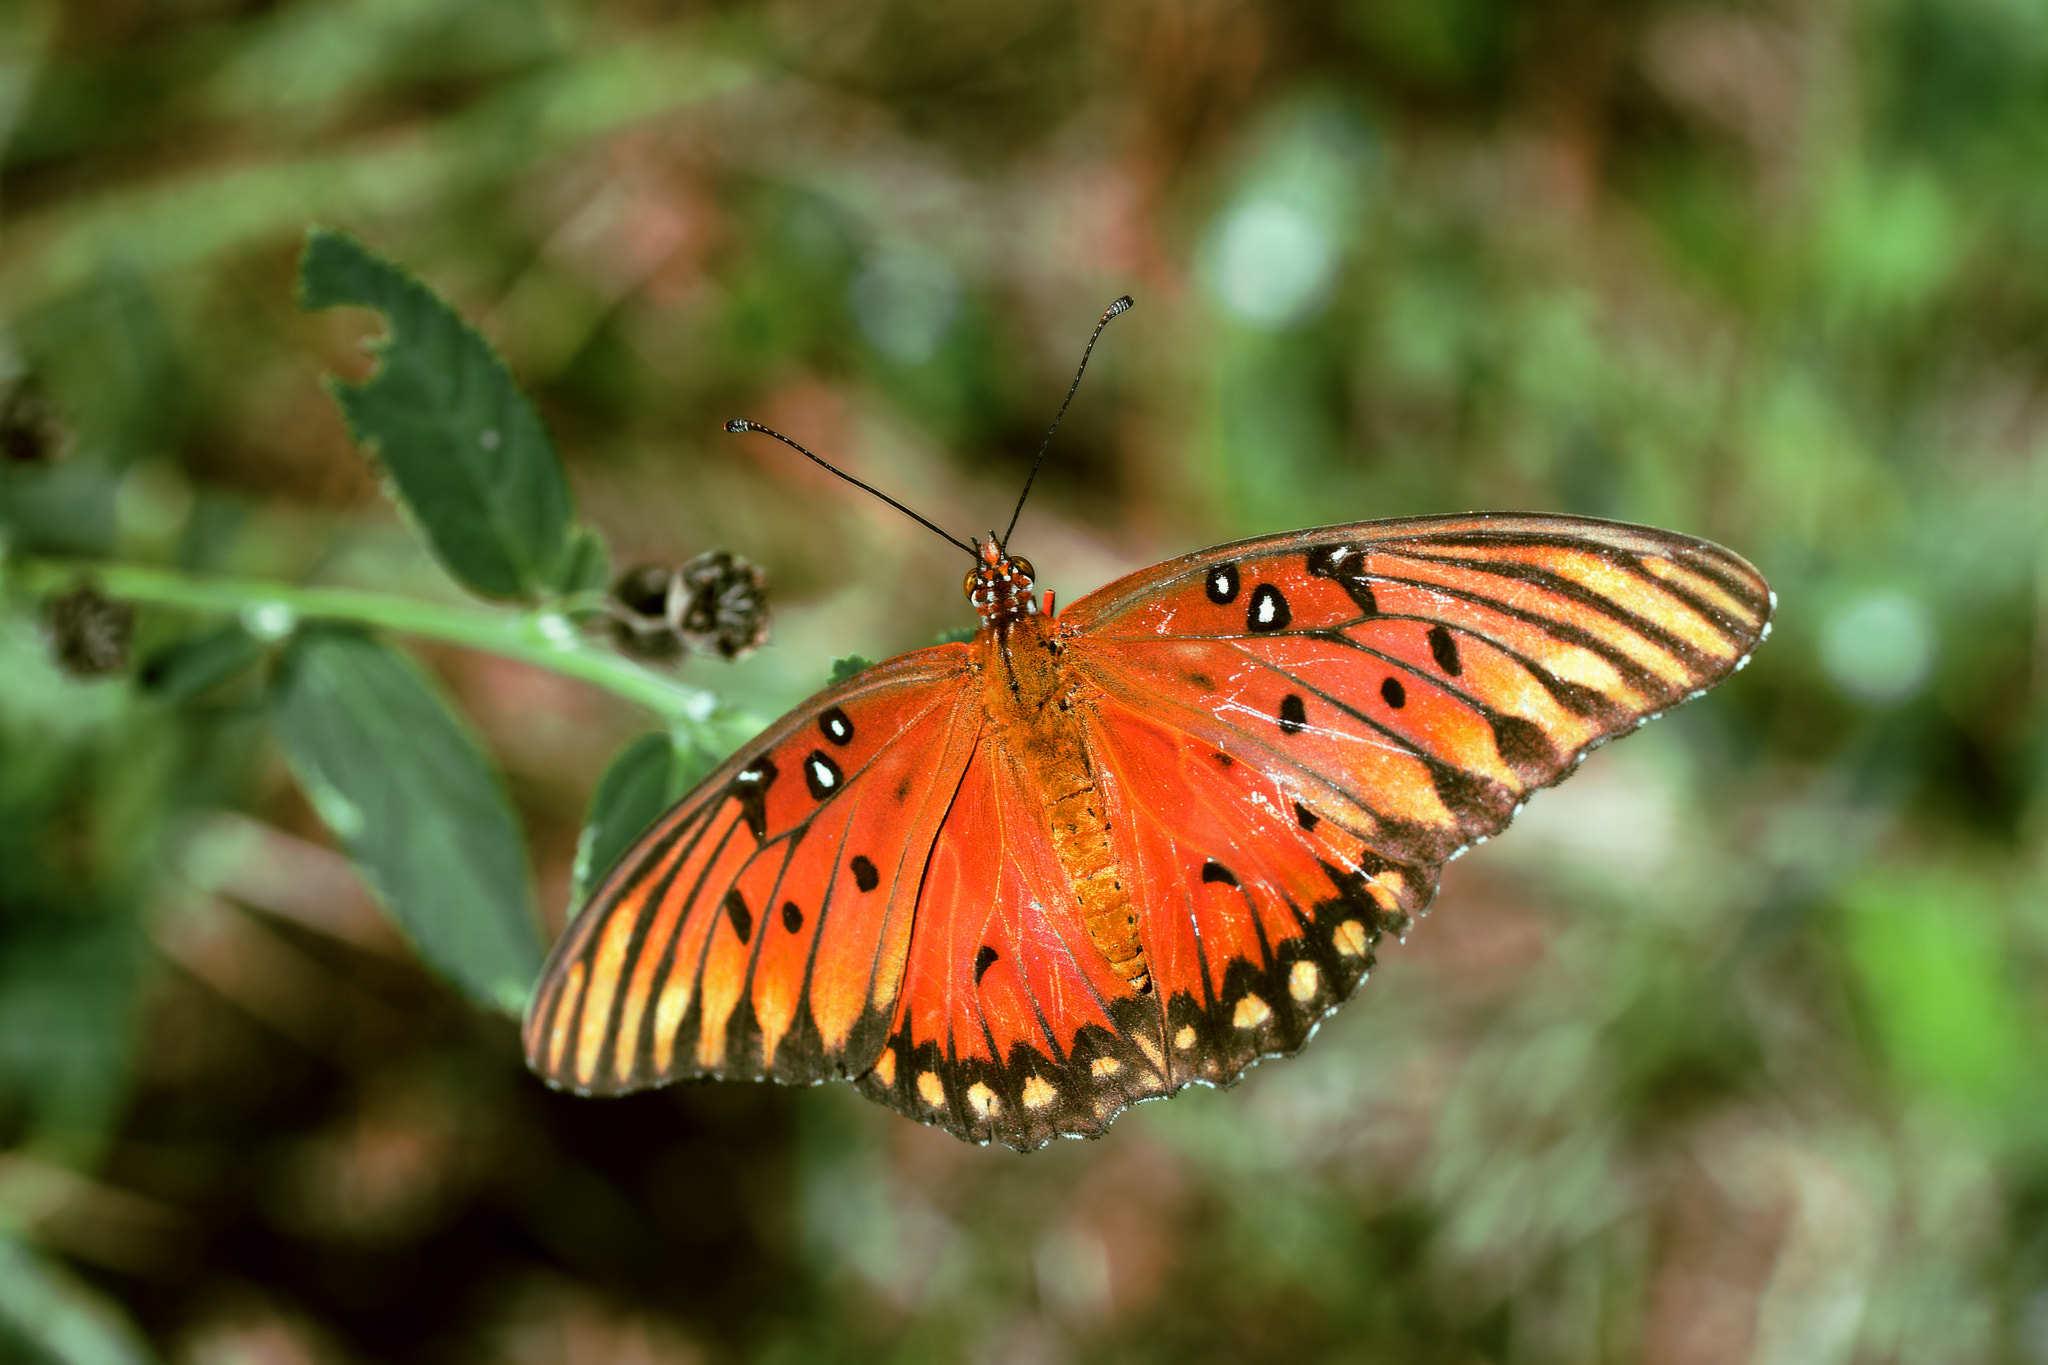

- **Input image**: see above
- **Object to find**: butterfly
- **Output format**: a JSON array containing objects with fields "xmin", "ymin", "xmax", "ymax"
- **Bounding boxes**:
[{"xmin": 524, "ymin": 503, "xmax": 1773, "ymax": 1149}]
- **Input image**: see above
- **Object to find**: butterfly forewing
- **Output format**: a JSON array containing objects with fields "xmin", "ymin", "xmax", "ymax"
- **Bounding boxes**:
[
  {"xmin": 1067, "ymin": 512, "xmax": 1774, "ymax": 846},
  {"xmin": 523, "ymin": 647, "xmax": 982, "ymax": 1095}
]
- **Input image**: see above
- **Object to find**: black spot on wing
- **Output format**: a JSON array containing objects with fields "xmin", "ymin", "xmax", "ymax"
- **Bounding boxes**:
[
  {"xmin": 1428, "ymin": 624, "xmax": 1462, "ymax": 676},
  {"xmin": 781, "ymin": 901, "xmax": 803, "ymax": 934},
  {"xmin": 1489, "ymin": 713, "xmax": 1557, "ymax": 776},
  {"xmin": 1247, "ymin": 584, "xmax": 1291, "ymax": 633},
  {"xmin": 724, "ymin": 889, "xmax": 752, "ymax": 943},
  {"xmin": 729, "ymin": 759, "xmax": 778, "ymax": 840},
  {"xmin": 1294, "ymin": 801, "xmax": 1319, "ymax": 831},
  {"xmin": 1278, "ymin": 693, "xmax": 1307, "ymax": 735},
  {"xmin": 1381, "ymin": 676, "xmax": 1407, "ymax": 709},
  {"xmin": 974, "ymin": 945, "xmax": 998, "ymax": 984},
  {"xmin": 1307, "ymin": 543, "xmax": 1378, "ymax": 615},
  {"xmin": 1201, "ymin": 859, "xmax": 1239, "ymax": 887},
  {"xmin": 819, "ymin": 706, "xmax": 854, "ymax": 746},
  {"xmin": 850, "ymin": 855, "xmax": 880, "ymax": 893},
  {"xmin": 1206, "ymin": 563, "xmax": 1240, "ymax": 604},
  {"xmin": 803, "ymin": 750, "xmax": 843, "ymax": 801}
]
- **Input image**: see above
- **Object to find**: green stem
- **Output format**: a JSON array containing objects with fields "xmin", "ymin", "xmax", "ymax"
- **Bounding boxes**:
[{"xmin": 16, "ymin": 558, "xmax": 726, "ymax": 727}]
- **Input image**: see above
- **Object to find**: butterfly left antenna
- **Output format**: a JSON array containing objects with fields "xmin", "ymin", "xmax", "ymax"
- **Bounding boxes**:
[
  {"xmin": 999, "ymin": 294, "xmax": 1133, "ymax": 550},
  {"xmin": 722, "ymin": 419, "xmax": 978, "ymax": 558}
]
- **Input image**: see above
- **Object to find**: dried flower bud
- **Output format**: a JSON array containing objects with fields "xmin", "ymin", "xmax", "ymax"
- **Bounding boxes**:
[
  {"xmin": 606, "ymin": 563, "xmax": 687, "ymax": 664},
  {"xmin": 604, "ymin": 551, "xmax": 771, "ymax": 664},
  {"xmin": 675, "ymin": 549, "xmax": 770, "ymax": 661},
  {"xmin": 45, "ymin": 585, "xmax": 135, "ymax": 677},
  {"xmin": 0, "ymin": 377, "xmax": 68, "ymax": 466}
]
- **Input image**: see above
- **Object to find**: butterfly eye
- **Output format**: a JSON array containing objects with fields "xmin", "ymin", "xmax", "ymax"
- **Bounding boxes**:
[
  {"xmin": 962, "ymin": 568, "xmax": 981, "ymax": 601},
  {"xmin": 1008, "ymin": 556, "xmax": 1035, "ymax": 582}
]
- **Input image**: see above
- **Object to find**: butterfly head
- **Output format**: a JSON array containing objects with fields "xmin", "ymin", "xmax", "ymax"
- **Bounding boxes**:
[{"xmin": 964, "ymin": 535, "xmax": 1039, "ymax": 627}]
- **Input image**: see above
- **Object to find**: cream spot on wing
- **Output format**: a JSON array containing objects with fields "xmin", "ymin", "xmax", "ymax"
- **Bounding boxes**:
[
  {"xmin": 1366, "ymin": 878, "xmax": 1408, "ymax": 922},
  {"xmin": 871, "ymin": 1047, "xmax": 896, "ymax": 1089},
  {"xmin": 1288, "ymin": 961, "xmax": 1319, "ymax": 1002},
  {"xmin": 917, "ymin": 1071, "xmax": 945, "ymax": 1107},
  {"xmin": 1233, "ymin": 994, "xmax": 1272, "ymax": 1029},
  {"xmin": 1134, "ymin": 1033, "xmax": 1165, "ymax": 1069},
  {"xmin": 1335, "ymin": 920, "xmax": 1370, "ymax": 957},
  {"xmin": 967, "ymin": 1082, "xmax": 1000, "ymax": 1118},
  {"xmin": 1173, "ymin": 1025, "xmax": 1197, "ymax": 1050},
  {"xmin": 1090, "ymin": 1056, "xmax": 1122, "ymax": 1077},
  {"xmin": 1022, "ymin": 1075, "xmax": 1056, "ymax": 1110}
]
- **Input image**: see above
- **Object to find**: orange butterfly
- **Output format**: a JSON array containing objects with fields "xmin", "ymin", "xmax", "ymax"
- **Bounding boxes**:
[{"xmin": 523, "ymin": 311, "xmax": 1774, "ymax": 1151}]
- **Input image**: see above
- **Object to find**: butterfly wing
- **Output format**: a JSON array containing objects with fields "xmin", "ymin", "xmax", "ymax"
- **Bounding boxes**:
[
  {"xmin": 523, "ymin": 647, "xmax": 984, "ymax": 1096},
  {"xmin": 1028, "ymin": 513, "xmax": 1775, "ymax": 1110},
  {"xmin": 854, "ymin": 736, "xmax": 1180, "ymax": 1147}
]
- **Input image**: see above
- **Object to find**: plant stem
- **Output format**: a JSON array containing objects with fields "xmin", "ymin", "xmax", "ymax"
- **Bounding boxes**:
[{"xmin": 16, "ymin": 558, "xmax": 727, "ymax": 727}]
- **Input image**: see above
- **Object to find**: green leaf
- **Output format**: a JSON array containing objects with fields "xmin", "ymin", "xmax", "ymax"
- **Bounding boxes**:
[
  {"xmin": 269, "ymin": 628, "xmax": 540, "ymax": 1013},
  {"xmin": 1841, "ymin": 868, "xmax": 2036, "ymax": 1125},
  {"xmin": 137, "ymin": 624, "xmax": 262, "ymax": 703},
  {"xmin": 930, "ymin": 625, "xmax": 975, "ymax": 645},
  {"xmin": 296, "ymin": 228, "xmax": 577, "ymax": 601},
  {"xmin": 0, "ymin": 1233, "xmax": 159, "ymax": 1365},
  {"xmin": 557, "ymin": 524, "xmax": 613, "ymax": 596},
  {"xmin": 568, "ymin": 731, "xmax": 706, "ymax": 913},
  {"xmin": 828, "ymin": 654, "xmax": 874, "ymax": 683}
]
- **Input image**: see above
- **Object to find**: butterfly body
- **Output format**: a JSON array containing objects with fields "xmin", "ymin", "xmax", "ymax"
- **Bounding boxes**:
[{"xmin": 527, "ymin": 514, "xmax": 1773, "ymax": 1149}]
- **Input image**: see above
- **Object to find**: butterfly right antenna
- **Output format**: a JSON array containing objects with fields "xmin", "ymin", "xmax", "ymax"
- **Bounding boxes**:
[{"xmin": 1000, "ymin": 295, "xmax": 1133, "ymax": 551}]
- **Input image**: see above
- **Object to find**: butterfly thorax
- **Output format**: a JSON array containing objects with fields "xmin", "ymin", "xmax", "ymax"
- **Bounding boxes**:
[{"xmin": 978, "ymin": 608, "xmax": 1151, "ymax": 995}]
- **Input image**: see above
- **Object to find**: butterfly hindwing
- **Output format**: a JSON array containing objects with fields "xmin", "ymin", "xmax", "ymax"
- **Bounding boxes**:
[
  {"xmin": 856, "ymin": 739, "xmax": 1174, "ymax": 1147},
  {"xmin": 523, "ymin": 648, "xmax": 982, "ymax": 1096},
  {"xmin": 1079, "ymin": 687, "xmax": 1438, "ymax": 1087}
]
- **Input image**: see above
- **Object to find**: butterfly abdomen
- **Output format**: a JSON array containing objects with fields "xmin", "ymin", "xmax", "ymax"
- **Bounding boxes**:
[{"xmin": 982, "ymin": 614, "xmax": 1151, "ymax": 993}]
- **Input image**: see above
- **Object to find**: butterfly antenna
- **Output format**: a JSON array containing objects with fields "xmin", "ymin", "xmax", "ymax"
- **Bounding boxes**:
[
  {"xmin": 1000, "ymin": 294, "xmax": 1133, "ymax": 550},
  {"xmin": 723, "ymin": 420, "xmax": 978, "ymax": 557}
]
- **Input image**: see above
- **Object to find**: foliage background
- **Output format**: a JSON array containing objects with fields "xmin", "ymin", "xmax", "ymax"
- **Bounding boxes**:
[{"xmin": 3, "ymin": 0, "xmax": 2047, "ymax": 1361}]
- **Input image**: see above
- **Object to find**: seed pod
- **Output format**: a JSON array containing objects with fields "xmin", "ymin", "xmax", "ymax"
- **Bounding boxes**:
[
  {"xmin": 45, "ymin": 585, "xmax": 135, "ymax": 677},
  {"xmin": 0, "ymin": 377, "xmax": 68, "ymax": 466},
  {"xmin": 606, "ymin": 562, "xmax": 688, "ymax": 663},
  {"xmin": 675, "ymin": 549, "xmax": 770, "ymax": 661}
]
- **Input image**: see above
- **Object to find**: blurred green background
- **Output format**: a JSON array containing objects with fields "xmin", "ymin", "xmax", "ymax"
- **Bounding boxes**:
[{"xmin": 3, "ymin": 0, "xmax": 2047, "ymax": 1361}]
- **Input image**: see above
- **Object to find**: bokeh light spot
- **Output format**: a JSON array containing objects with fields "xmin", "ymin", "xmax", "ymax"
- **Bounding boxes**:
[
  {"xmin": 1821, "ymin": 591, "xmax": 1935, "ymax": 703},
  {"xmin": 1205, "ymin": 199, "xmax": 1335, "ymax": 328},
  {"xmin": 849, "ymin": 244, "xmax": 960, "ymax": 365}
]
